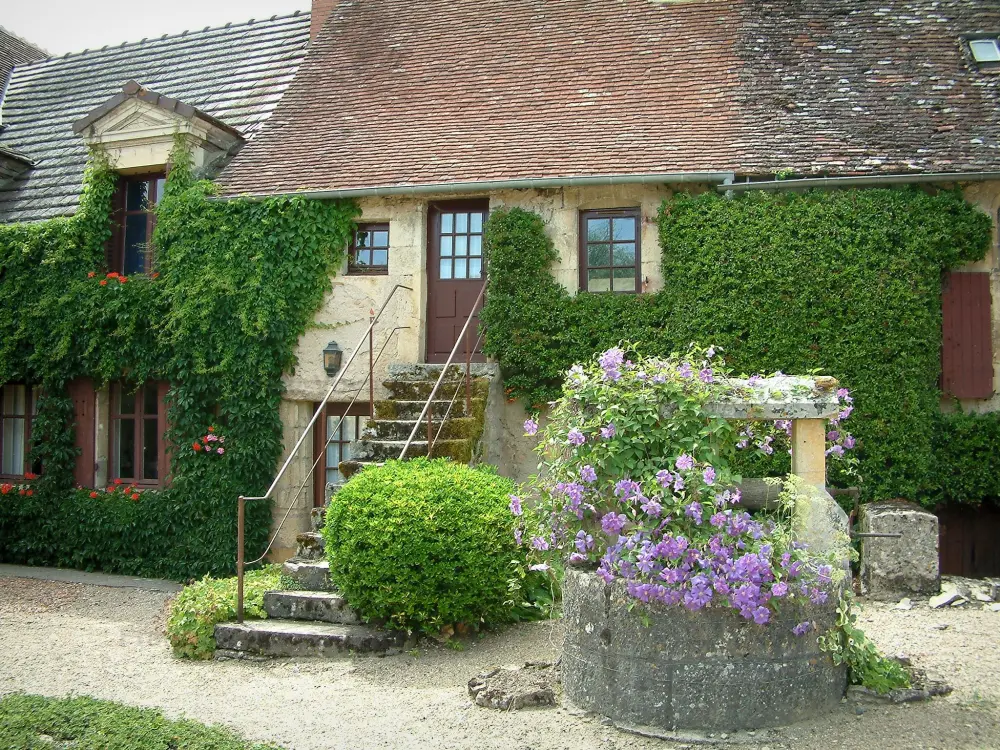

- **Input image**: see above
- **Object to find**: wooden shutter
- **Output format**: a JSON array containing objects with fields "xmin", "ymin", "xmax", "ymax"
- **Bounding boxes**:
[
  {"xmin": 942, "ymin": 271, "xmax": 994, "ymax": 399},
  {"xmin": 67, "ymin": 378, "xmax": 96, "ymax": 487}
]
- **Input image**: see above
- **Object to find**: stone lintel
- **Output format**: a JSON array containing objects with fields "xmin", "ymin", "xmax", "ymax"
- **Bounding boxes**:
[{"xmin": 699, "ymin": 375, "xmax": 841, "ymax": 421}]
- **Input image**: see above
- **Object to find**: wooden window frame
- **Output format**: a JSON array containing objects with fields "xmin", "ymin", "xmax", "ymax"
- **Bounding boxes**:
[
  {"xmin": 579, "ymin": 208, "xmax": 642, "ymax": 294},
  {"xmin": 110, "ymin": 382, "xmax": 169, "ymax": 488},
  {"xmin": 107, "ymin": 172, "xmax": 166, "ymax": 276},
  {"xmin": 0, "ymin": 383, "xmax": 36, "ymax": 479},
  {"xmin": 348, "ymin": 223, "xmax": 390, "ymax": 275},
  {"xmin": 312, "ymin": 402, "xmax": 370, "ymax": 506}
]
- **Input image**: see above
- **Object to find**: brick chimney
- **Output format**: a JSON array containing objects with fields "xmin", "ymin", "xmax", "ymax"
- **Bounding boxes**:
[{"xmin": 311, "ymin": 0, "xmax": 336, "ymax": 41}]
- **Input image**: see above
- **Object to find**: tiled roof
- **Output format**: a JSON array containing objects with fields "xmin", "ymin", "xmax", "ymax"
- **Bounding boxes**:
[
  {"xmin": 0, "ymin": 26, "xmax": 47, "ymax": 87},
  {"xmin": 0, "ymin": 12, "xmax": 310, "ymax": 223},
  {"xmin": 220, "ymin": 0, "xmax": 1000, "ymax": 197},
  {"xmin": 218, "ymin": 0, "xmax": 745, "ymax": 196}
]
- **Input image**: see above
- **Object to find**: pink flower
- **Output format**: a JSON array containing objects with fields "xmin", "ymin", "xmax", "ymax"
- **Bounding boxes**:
[{"xmin": 217, "ymin": 447, "xmax": 225, "ymax": 455}]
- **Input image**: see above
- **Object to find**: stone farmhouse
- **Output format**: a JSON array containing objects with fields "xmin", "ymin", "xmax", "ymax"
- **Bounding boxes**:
[{"xmin": 1, "ymin": 1, "xmax": 999, "ymax": 564}]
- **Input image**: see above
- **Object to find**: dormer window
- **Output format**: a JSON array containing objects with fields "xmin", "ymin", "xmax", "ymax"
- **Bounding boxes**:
[
  {"xmin": 108, "ymin": 172, "xmax": 165, "ymax": 275},
  {"xmin": 970, "ymin": 38, "xmax": 1000, "ymax": 63}
]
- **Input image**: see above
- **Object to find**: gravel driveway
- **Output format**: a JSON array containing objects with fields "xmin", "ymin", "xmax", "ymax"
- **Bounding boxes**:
[{"xmin": 1, "ymin": 575, "xmax": 998, "ymax": 750}]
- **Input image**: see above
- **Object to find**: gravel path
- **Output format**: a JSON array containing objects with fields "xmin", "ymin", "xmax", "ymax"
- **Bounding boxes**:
[{"xmin": 1, "ymin": 576, "xmax": 998, "ymax": 750}]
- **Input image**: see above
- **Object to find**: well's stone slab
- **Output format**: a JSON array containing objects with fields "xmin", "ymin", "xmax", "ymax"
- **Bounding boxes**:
[
  {"xmin": 859, "ymin": 500, "xmax": 939, "ymax": 600},
  {"xmin": 561, "ymin": 568, "xmax": 846, "ymax": 732}
]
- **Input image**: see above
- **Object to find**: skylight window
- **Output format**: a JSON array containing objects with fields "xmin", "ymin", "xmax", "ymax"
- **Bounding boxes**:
[{"xmin": 970, "ymin": 38, "xmax": 1000, "ymax": 63}]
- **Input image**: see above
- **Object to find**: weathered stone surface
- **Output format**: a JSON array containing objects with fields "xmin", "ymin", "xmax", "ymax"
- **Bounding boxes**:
[
  {"xmin": 790, "ymin": 482, "xmax": 851, "ymax": 571},
  {"xmin": 698, "ymin": 376, "xmax": 842, "ymax": 421},
  {"xmin": 281, "ymin": 559, "xmax": 333, "ymax": 591},
  {"xmin": 295, "ymin": 532, "xmax": 325, "ymax": 561},
  {"xmin": 263, "ymin": 590, "xmax": 360, "ymax": 625},
  {"xmin": 468, "ymin": 662, "xmax": 559, "ymax": 710},
  {"xmin": 859, "ymin": 501, "xmax": 939, "ymax": 600},
  {"xmin": 214, "ymin": 619, "xmax": 405, "ymax": 658},
  {"xmin": 561, "ymin": 568, "xmax": 846, "ymax": 732}
]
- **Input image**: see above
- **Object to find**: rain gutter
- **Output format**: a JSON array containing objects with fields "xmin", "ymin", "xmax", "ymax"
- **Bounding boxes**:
[
  {"xmin": 719, "ymin": 171, "xmax": 1000, "ymax": 193},
  {"xmin": 210, "ymin": 172, "xmax": 737, "ymax": 202}
]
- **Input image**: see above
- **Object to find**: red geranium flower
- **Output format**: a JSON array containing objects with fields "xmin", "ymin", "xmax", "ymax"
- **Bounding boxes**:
[
  {"xmin": 151, "ymin": 272, "xmax": 160, "ymax": 279},
  {"xmin": 24, "ymin": 471, "xmax": 37, "ymax": 480},
  {"xmin": 89, "ymin": 491, "xmax": 98, "ymax": 499},
  {"xmin": 207, "ymin": 426, "xmax": 214, "ymax": 433},
  {"xmin": 87, "ymin": 271, "xmax": 96, "ymax": 278},
  {"xmin": 193, "ymin": 442, "xmax": 202, "ymax": 452},
  {"xmin": 99, "ymin": 280, "xmax": 107, "ymax": 286},
  {"xmin": 131, "ymin": 493, "xmax": 139, "ymax": 501},
  {"xmin": 25, "ymin": 489, "xmax": 32, "ymax": 497},
  {"xmin": 114, "ymin": 478, "xmax": 122, "ymax": 485},
  {"xmin": 119, "ymin": 276, "xmax": 128, "ymax": 284},
  {"xmin": 107, "ymin": 272, "xmax": 119, "ymax": 279}
]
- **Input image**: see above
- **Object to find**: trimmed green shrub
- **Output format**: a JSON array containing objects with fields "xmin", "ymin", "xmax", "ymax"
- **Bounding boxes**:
[
  {"xmin": 166, "ymin": 565, "xmax": 282, "ymax": 659},
  {"xmin": 929, "ymin": 410, "xmax": 1000, "ymax": 505},
  {"xmin": 324, "ymin": 458, "xmax": 521, "ymax": 632},
  {"xmin": 0, "ymin": 694, "xmax": 282, "ymax": 749}
]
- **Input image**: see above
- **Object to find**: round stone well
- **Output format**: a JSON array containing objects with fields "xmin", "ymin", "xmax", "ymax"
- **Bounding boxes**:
[{"xmin": 562, "ymin": 567, "xmax": 846, "ymax": 732}]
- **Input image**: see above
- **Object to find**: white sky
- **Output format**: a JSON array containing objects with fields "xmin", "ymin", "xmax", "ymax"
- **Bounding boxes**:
[{"xmin": 4, "ymin": 0, "xmax": 311, "ymax": 56}]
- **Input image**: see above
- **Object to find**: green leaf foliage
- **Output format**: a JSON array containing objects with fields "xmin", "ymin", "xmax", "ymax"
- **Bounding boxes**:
[
  {"xmin": 324, "ymin": 458, "xmax": 523, "ymax": 632},
  {"xmin": 0, "ymin": 137, "xmax": 359, "ymax": 578},
  {"xmin": 166, "ymin": 565, "xmax": 282, "ymax": 659},
  {"xmin": 481, "ymin": 191, "xmax": 994, "ymax": 506},
  {"xmin": 0, "ymin": 693, "xmax": 283, "ymax": 749}
]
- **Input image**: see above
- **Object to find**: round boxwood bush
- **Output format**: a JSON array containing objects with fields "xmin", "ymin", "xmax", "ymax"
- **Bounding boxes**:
[{"xmin": 324, "ymin": 458, "xmax": 520, "ymax": 632}]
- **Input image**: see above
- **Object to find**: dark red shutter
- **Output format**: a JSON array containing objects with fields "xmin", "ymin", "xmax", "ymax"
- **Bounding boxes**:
[
  {"xmin": 942, "ymin": 271, "xmax": 994, "ymax": 399},
  {"xmin": 67, "ymin": 379, "xmax": 96, "ymax": 487}
]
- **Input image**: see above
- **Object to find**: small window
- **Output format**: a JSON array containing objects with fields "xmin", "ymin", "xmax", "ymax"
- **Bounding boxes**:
[
  {"xmin": 111, "ymin": 382, "xmax": 167, "ymax": 486},
  {"xmin": 349, "ymin": 223, "xmax": 390, "ymax": 274},
  {"xmin": 0, "ymin": 384, "xmax": 37, "ymax": 478},
  {"xmin": 313, "ymin": 402, "xmax": 369, "ymax": 505},
  {"xmin": 579, "ymin": 208, "xmax": 641, "ymax": 293},
  {"xmin": 108, "ymin": 173, "xmax": 166, "ymax": 276},
  {"xmin": 970, "ymin": 38, "xmax": 1000, "ymax": 63}
]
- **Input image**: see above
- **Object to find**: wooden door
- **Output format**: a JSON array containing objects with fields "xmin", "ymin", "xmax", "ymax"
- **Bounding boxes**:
[
  {"xmin": 426, "ymin": 200, "xmax": 488, "ymax": 363},
  {"xmin": 67, "ymin": 378, "xmax": 96, "ymax": 487}
]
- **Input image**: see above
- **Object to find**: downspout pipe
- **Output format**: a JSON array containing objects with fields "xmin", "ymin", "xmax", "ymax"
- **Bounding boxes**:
[
  {"xmin": 719, "ymin": 171, "xmax": 1000, "ymax": 193},
  {"xmin": 209, "ymin": 172, "xmax": 737, "ymax": 202}
]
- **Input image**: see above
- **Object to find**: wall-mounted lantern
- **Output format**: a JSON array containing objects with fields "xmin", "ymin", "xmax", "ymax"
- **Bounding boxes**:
[{"xmin": 323, "ymin": 340, "xmax": 343, "ymax": 378}]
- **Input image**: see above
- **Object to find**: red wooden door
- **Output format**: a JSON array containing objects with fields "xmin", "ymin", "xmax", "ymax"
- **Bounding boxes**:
[
  {"xmin": 426, "ymin": 200, "xmax": 488, "ymax": 363},
  {"xmin": 67, "ymin": 378, "xmax": 96, "ymax": 487}
]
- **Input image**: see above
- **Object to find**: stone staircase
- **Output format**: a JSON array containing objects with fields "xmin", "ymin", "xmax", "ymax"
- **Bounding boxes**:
[{"xmin": 339, "ymin": 363, "xmax": 494, "ymax": 480}]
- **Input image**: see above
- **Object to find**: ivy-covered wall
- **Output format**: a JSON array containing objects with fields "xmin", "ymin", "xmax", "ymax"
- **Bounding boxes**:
[
  {"xmin": 481, "ymin": 189, "xmax": 995, "ymax": 507},
  {"xmin": 0, "ymin": 142, "xmax": 358, "ymax": 579}
]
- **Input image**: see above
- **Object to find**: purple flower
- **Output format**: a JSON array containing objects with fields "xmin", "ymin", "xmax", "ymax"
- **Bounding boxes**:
[
  {"xmin": 615, "ymin": 478, "xmax": 641, "ymax": 499},
  {"xmin": 844, "ymin": 435, "xmax": 856, "ymax": 449},
  {"xmin": 580, "ymin": 465, "xmax": 597, "ymax": 483},
  {"xmin": 839, "ymin": 406, "xmax": 854, "ymax": 420},
  {"xmin": 792, "ymin": 621, "xmax": 812, "ymax": 636},
  {"xmin": 673, "ymin": 475, "xmax": 686, "ymax": 492},
  {"xmin": 567, "ymin": 428, "xmax": 585, "ymax": 446},
  {"xmin": 678, "ymin": 362, "xmax": 694, "ymax": 379},
  {"xmin": 710, "ymin": 511, "xmax": 727, "ymax": 528},
  {"xmin": 600, "ymin": 423, "xmax": 617, "ymax": 440},
  {"xmin": 652, "ymin": 373, "xmax": 667, "ymax": 384},
  {"xmin": 601, "ymin": 512, "xmax": 628, "ymax": 536},
  {"xmin": 675, "ymin": 454, "xmax": 694, "ymax": 471},
  {"xmin": 530, "ymin": 536, "xmax": 550, "ymax": 551},
  {"xmin": 568, "ymin": 552, "xmax": 587, "ymax": 564},
  {"xmin": 748, "ymin": 374, "xmax": 763, "ymax": 386},
  {"xmin": 826, "ymin": 445, "xmax": 845, "ymax": 457},
  {"xmin": 523, "ymin": 418, "xmax": 539, "ymax": 436},
  {"xmin": 684, "ymin": 501, "xmax": 703, "ymax": 525},
  {"xmin": 827, "ymin": 430, "xmax": 840, "ymax": 442},
  {"xmin": 656, "ymin": 469, "xmax": 673, "ymax": 488},
  {"xmin": 640, "ymin": 497, "xmax": 662, "ymax": 517},
  {"xmin": 509, "ymin": 495, "xmax": 523, "ymax": 516},
  {"xmin": 529, "ymin": 563, "xmax": 550, "ymax": 572},
  {"xmin": 574, "ymin": 530, "xmax": 595, "ymax": 553},
  {"xmin": 752, "ymin": 605, "xmax": 771, "ymax": 625},
  {"xmin": 514, "ymin": 528, "xmax": 523, "ymax": 546},
  {"xmin": 809, "ymin": 588, "xmax": 828, "ymax": 605},
  {"xmin": 597, "ymin": 565, "xmax": 615, "ymax": 584},
  {"xmin": 771, "ymin": 582, "xmax": 788, "ymax": 598},
  {"xmin": 599, "ymin": 348, "xmax": 625, "ymax": 381},
  {"xmin": 705, "ymin": 346, "xmax": 716, "ymax": 359},
  {"xmin": 836, "ymin": 388, "xmax": 852, "ymax": 403},
  {"xmin": 699, "ymin": 367, "xmax": 714, "ymax": 384},
  {"xmin": 703, "ymin": 466, "xmax": 716, "ymax": 486}
]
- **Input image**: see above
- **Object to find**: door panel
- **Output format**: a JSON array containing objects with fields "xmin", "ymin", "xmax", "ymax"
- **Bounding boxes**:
[{"xmin": 426, "ymin": 201, "xmax": 487, "ymax": 363}]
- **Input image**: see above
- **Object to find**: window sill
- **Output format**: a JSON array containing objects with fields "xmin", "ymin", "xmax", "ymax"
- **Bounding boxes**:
[{"xmin": 347, "ymin": 267, "xmax": 390, "ymax": 276}]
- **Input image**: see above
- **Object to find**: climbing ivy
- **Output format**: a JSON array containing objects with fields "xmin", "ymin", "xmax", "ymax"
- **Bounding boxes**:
[
  {"xmin": 0, "ymin": 137, "xmax": 359, "ymax": 579},
  {"xmin": 481, "ymin": 190, "xmax": 993, "ymax": 506}
]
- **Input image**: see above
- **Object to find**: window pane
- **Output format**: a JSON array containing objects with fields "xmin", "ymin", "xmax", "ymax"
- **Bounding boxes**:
[
  {"xmin": 126, "ymin": 180, "xmax": 150, "ymax": 211},
  {"xmin": 971, "ymin": 39, "xmax": 1000, "ymax": 62},
  {"xmin": 326, "ymin": 442, "xmax": 342, "ymax": 479},
  {"xmin": 587, "ymin": 218, "xmax": 610, "ymax": 242},
  {"xmin": 587, "ymin": 244, "xmax": 610, "ymax": 267},
  {"xmin": 153, "ymin": 178, "xmax": 166, "ymax": 205},
  {"xmin": 441, "ymin": 213, "xmax": 454, "ymax": 233},
  {"xmin": 355, "ymin": 230, "xmax": 371, "ymax": 248},
  {"xmin": 440, "ymin": 236, "xmax": 453, "ymax": 256},
  {"xmin": 456, "ymin": 213, "xmax": 469, "ymax": 233},
  {"xmin": 115, "ymin": 418, "xmax": 136, "ymax": 479},
  {"xmin": 588, "ymin": 268, "xmax": 611, "ymax": 292},
  {"xmin": 455, "ymin": 258, "xmax": 468, "ymax": 278},
  {"xmin": 613, "ymin": 217, "xmax": 636, "ymax": 241},
  {"xmin": 143, "ymin": 418, "xmax": 159, "ymax": 480},
  {"xmin": 124, "ymin": 214, "xmax": 148, "ymax": 275},
  {"xmin": 326, "ymin": 467, "xmax": 339, "ymax": 486},
  {"xmin": 373, "ymin": 230, "xmax": 389, "ymax": 247},
  {"xmin": 470, "ymin": 213, "xmax": 484, "ymax": 233},
  {"xmin": 372, "ymin": 249, "xmax": 388, "ymax": 267},
  {"xmin": 355, "ymin": 248, "xmax": 372, "ymax": 266},
  {"xmin": 119, "ymin": 389, "xmax": 135, "ymax": 415},
  {"xmin": 469, "ymin": 257, "xmax": 483, "ymax": 279},
  {"xmin": 613, "ymin": 267, "xmax": 637, "ymax": 292},
  {"xmin": 2, "ymin": 416, "xmax": 24, "ymax": 475},
  {"xmin": 613, "ymin": 243, "xmax": 636, "ymax": 267},
  {"xmin": 440, "ymin": 259, "xmax": 453, "ymax": 279},
  {"xmin": 469, "ymin": 235, "xmax": 482, "ymax": 256},
  {"xmin": 455, "ymin": 235, "xmax": 468, "ymax": 256},
  {"xmin": 3, "ymin": 385, "xmax": 26, "ymax": 415},
  {"xmin": 143, "ymin": 386, "xmax": 158, "ymax": 416}
]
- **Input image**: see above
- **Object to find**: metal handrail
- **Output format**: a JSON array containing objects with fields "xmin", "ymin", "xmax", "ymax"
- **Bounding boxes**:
[
  {"xmin": 428, "ymin": 329, "xmax": 484, "ymax": 457},
  {"xmin": 399, "ymin": 280, "xmax": 486, "ymax": 460},
  {"xmin": 236, "ymin": 284, "xmax": 412, "ymax": 622}
]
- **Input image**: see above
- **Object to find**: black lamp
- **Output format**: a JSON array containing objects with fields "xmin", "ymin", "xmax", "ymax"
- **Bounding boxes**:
[{"xmin": 323, "ymin": 340, "xmax": 343, "ymax": 377}]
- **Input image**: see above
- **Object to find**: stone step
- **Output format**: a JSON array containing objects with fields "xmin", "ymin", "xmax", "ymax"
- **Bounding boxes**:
[
  {"xmin": 263, "ymin": 590, "xmax": 360, "ymax": 624},
  {"xmin": 375, "ymin": 398, "xmax": 484, "ymax": 421},
  {"xmin": 282, "ymin": 558, "xmax": 333, "ymax": 591},
  {"xmin": 295, "ymin": 532, "xmax": 325, "ymax": 561},
  {"xmin": 388, "ymin": 362, "xmax": 497, "ymax": 381},
  {"xmin": 383, "ymin": 378, "xmax": 489, "ymax": 401},
  {"xmin": 338, "ymin": 459, "xmax": 381, "ymax": 481},
  {"xmin": 352, "ymin": 438, "xmax": 474, "ymax": 463},
  {"xmin": 214, "ymin": 619, "xmax": 406, "ymax": 659},
  {"xmin": 366, "ymin": 416, "xmax": 482, "ymax": 442},
  {"xmin": 310, "ymin": 505, "xmax": 327, "ymax": 532}
]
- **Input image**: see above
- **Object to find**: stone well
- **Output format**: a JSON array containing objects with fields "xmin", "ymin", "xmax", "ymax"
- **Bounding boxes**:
[{"xmin": 562, "ymin": 568, "xmax": 846, "ymax": 731}]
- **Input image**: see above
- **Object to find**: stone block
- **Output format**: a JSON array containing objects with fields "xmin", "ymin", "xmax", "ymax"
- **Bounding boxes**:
[{"xmin": 859, "ymin": 501, "xmax": 939, "ymax": 600}]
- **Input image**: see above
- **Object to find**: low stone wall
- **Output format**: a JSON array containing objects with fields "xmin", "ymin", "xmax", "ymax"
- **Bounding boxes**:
[{"xmin": 562, "ymin": 568, "xmax": 847, "ymax": 732}]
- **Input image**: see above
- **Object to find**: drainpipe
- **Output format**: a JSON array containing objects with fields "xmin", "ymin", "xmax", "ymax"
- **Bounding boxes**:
[
  {"xmin": 209, "ymin": 172, "xmax": 738, "ymax": 202},
  {"xmin": 718, "ymin": 171, "xmax": 1000, "ymax": 193}
]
